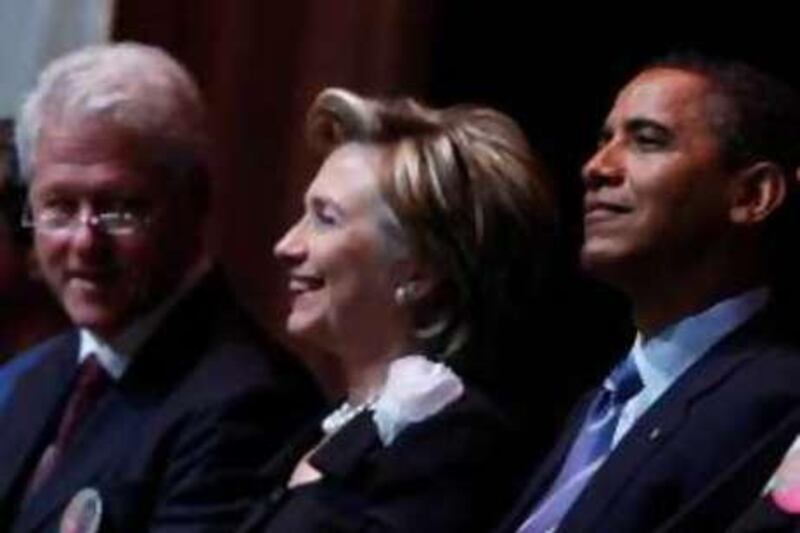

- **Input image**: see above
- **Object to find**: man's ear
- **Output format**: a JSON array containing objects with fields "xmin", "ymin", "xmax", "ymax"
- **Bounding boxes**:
[{"xmin": 729, "ymin": 161, "xmax": 787, "ymax": 225}]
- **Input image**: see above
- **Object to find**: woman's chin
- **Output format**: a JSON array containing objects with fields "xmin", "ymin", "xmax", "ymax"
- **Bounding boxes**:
[{"xmin": 285, "ymin": 312, "xmax": 325, "ymax": 345}]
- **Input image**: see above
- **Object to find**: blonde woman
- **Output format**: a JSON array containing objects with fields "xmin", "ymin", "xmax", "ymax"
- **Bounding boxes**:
[{"xmin": 241, "ymin": 88, "xmax": 557, "ymax": 532}]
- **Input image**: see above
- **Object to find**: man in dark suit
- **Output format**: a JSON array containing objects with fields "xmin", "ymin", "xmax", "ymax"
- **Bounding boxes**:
[
  {"xmin": 0, "ymin": 42, "xmax": 324, "ymax": 532},
  {"xmin": 497, "ymin": 54, "xmax": 800, "ymax": 533}
]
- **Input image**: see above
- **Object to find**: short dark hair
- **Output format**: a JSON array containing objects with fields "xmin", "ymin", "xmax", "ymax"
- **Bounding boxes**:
[
  {"xmin": 647, "ymin": 52, "xmax": 800, "ymax": 173},
  {"xmin": 646, "ymin": 53, "xmax": 800, "ymax": 290}
]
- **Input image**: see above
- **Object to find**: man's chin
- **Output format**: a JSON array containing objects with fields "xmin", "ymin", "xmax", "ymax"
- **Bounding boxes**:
[
  {"xmin": 66, "ymin": 306, "xmax": 128, "ymax": 339},
  {"xmin": 581, "ymin": 244, "xmax": 614, "ymax": 270},
  {"xmin": 580, "ymin": 246, "xmax": 629, "ymax": 281}
]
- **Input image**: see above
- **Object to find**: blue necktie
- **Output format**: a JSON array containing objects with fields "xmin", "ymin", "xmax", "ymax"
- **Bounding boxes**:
[{"xmin": 517, "ymin": 356, "xmax": 643, "ymax": 533}]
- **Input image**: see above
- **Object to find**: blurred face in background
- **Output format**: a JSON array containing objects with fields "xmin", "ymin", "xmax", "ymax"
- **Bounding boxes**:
[
  {"xmin": 0, "ymin": 122, "xmax": 29, "ymax": 302},
  {"xmin": 0, "ymin": 200, "xmax": 26, "ymax": 300}
]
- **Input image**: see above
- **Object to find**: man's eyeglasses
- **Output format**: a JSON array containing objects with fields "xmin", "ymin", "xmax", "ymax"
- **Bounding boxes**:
[{"xmin": 21, "ymin": 205, "xmax": 152, "ymax": 236}]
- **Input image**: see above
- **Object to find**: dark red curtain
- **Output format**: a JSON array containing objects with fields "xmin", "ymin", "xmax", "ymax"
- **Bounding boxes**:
[{"xmin": 114, "ymin": 1, "xmax": 436, "ymax": 336}]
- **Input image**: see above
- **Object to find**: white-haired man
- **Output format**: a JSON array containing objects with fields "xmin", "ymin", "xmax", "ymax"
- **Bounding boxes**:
[{"xmin": 0, "ymin": 42, "xmax": 323, "ymax": 532}]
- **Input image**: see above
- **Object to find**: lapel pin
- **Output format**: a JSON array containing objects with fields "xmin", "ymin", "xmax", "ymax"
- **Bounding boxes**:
[
  {"xmin": 60, "ymin": 487, "xmax": 103, "ymax": 533},
  {"xmin": 648, "ymin": 427, "xmax": 661, "ymax": 441}
]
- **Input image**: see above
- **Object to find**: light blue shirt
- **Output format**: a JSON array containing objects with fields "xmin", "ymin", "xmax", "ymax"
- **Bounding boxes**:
[{"xmin": 612, "ymin": 287, "xmax": 770, "ymax": 446}]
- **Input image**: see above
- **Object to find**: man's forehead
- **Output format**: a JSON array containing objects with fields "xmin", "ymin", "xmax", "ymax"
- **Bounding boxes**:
[
  {"xmin": 38, "ymin": 116, "xmax": 139, "ymax": 154},
  {"xmin": 607, "ymin": 68, "xmax": 715, "ymax": 129},
  {"xmin": 35, "ymin": 123, "xmax": 174, "ymax": 191},
  {"xmin": 32, "ymin": 126, "xmax": 167, "ymax": 197}
]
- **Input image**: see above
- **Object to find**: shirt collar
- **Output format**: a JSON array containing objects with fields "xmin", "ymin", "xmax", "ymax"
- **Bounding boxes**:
[
  {"xmin": 78, "ymin": 258, "xmax": 211, "ymax": 380},
  {"xmin": 631, "ymin": 286, "xmax": 770, "ymax": 400}
]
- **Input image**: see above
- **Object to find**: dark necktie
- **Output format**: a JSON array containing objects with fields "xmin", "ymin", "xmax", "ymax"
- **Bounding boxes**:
[
  {"xmin": 24, "ymin": 355, "xmax": 110, "ymax": 499},
  {"xmin": 517, "ymin": 356, "xmax": 643, "ymax": 533}
]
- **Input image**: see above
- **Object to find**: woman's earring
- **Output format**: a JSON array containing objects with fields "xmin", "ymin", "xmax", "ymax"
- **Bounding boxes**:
[{"xmin": 394, "ymin": 284, "xmax": 415, "ymax": 306}]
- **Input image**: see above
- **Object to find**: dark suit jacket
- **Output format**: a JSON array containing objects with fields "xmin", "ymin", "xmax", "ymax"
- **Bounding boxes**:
[
  {"xmin": 239, "ymin": 389, "xmax": 523, "ymax": 533},
  {"xmin": 496, "ymin": 308, "xmax": 800, "ymax": 533},
  {"xmin": 657, "ymin": 407, "xmax": 800, "ymax": 532},
  {"xmin": 0, "ymin": 344, "xmax": 50, "ymax": 410},
  {"xmin": 727, "ymin": 496, "xmax": 800, "ymax": 532},
  {"xmin": 0, "ymin": 271, "xmax": 325, "ymax": 532}
]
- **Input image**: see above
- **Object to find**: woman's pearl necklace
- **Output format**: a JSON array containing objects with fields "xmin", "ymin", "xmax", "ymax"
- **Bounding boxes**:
[{"xmin": 321, "ymin": 396, "xmax": 378, "ymax": 436}]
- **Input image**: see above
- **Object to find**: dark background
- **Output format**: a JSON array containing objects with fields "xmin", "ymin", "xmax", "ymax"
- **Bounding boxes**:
[{"xmin": 113, "ymin": 1, "xmax": 799, "ymax": 459}]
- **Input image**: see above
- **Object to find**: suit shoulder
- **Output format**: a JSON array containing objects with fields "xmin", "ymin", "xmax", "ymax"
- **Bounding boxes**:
[
  {"xmin": 166, "ymin": 324, "xmax": 323, "ymax": 415},
  {"xmin": 726, "ymin": 339, "xmax": 800, "ymax": 397}
]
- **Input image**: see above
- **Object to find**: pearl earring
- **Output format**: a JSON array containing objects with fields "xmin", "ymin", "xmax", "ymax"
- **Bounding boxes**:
[{"xmin": 394, "ymin": 284, "xmax": 414, "ymax": 306}]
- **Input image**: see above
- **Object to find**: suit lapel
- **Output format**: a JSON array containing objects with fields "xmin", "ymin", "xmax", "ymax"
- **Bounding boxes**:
[
  {"xmin": 0, "ymin": 333, "xmax": 78, "ymax": 509},
  {"xmin": 119, "ymin": 271, "xmax": 224, "ymax": 393},
  {"xmin": 494, "ymin": 394, "xmax": 593, "ymax": 532},
  {"xmin": 657, "ymin": 405, "xmax": 800, "ymax": 531},
  {"xmin": 16, "ymin": 386, "xmax": 150, "ymax": 531},
  {"xmin": 310, "ymin": 412, "xmax": 382, "ymax": 479},
  {"xmin": 560, "ymin": 310, "xmax": 773, "ymax": 532}
]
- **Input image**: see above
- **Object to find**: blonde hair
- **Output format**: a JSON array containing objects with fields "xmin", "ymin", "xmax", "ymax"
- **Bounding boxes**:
[{"xmin": 307, "ymin": 88, "xmax": 558, "ymax": 359}]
